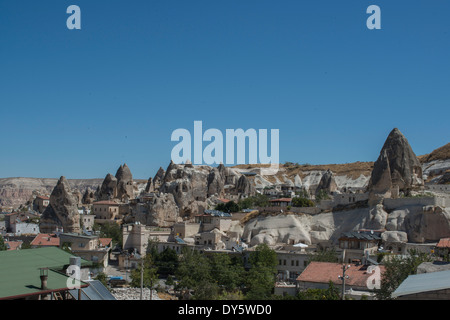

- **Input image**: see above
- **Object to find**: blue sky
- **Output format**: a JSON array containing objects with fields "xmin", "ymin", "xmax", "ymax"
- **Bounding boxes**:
[{"xmin": 0, "ymin": 0, "xmax": 449, "ymax": 179}]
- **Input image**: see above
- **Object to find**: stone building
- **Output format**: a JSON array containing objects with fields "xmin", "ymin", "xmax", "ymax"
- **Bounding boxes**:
[{"xmin": 92, "ymin": 201, "xmax": 121, "ymax": 224}]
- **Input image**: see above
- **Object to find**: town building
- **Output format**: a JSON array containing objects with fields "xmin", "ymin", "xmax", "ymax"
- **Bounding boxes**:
[
  {"xmin": 338, "ymin": 230, "xmax": 382, "ymax": 263},
  {"xmin": 33, "ymin": 196, "xmax": 50, "ymax": 213},
  {"xmin": 4, "ymin": 240, "xmax": 22, "ymax": 251},
  {"xmin": 59, "ymin": 233, "xmax": 111, "ymax": 269},
  {"xmin": 31, "ymin": 233, "xmax": 61, "ymax": 248},
  {"xmin": 296, "ymin": 261, "xmax": 385, "ymax": 300},
  {"xmin": 81, "ymin": 214, "xmax": 95, "ymax": 232},
  {"xmin": 10, "ymin": 222, "xmax": 40, "ymax": 236},
  {"xmin": 392, "ymin": 269, "xmax": 450, "ymax": 300},
  {"xmin": 92, "ymin": 201, "xmax": 121, "ymax": 224},
  {"xmin": 269, "ymin": 198, "xmax": 292, "ymax": 207},
  {"xmin": 122, "ymin": 222, "xmax": 171, "ymax": 256}
]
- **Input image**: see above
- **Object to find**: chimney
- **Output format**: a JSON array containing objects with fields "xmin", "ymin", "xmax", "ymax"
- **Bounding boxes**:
[{"xmin": 40, "ymin": 268, "xmax": 49, "ymax": 290}]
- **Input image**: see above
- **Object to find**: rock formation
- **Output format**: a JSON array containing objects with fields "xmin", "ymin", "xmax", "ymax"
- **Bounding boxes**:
[
  {"xmin": 386, "ymin": 205, "xmax": 450, "ymax": 243},
  {"xmin": 153, "ymin": 167, "xmax": 165, "ymax": 190},
  {"xmin": 368, "ymin": 128, "xmax": 424, "ymax": 205},
  {"xmin": 39, "ymin": 176, "xmax": 81, "ymax": 233},
  {"xmin": 115, "ymin": 163, "xmax": 134, "ymax": 201},
  {"xmin": 207, "ymin": 164, "xmax": 226, "ymax": 197},
  {"xmin": 0, "ymin": 177, "xmax": 102, "ymax": 209},
  {"xmin": 236, "ymin": 175, "xmax": 255, "ymax": 196},
  {"xmin": 144, "ymin": 177, "xmax": 154, "ymax": 193},
  {"xmin": 96, "ymin": 164, "xmax": 135, "ymax": 201},
  {"xmin": 82, "ymin": 188, "xmax": 96, "ymax": 204},
  {"xmin": 97, "ymin": 173, "xmax": 118, "ymax": 200},
  {"xmin": 125, "ymin": 193, "xmax": 179, "ymax": 227},
  {"xmin": 160, "ymin": 161, "xmax": 209, "ymax": 218},
  {"xmin": 315, "ymin": 169, "xmax": 338, "ymax": 196}
]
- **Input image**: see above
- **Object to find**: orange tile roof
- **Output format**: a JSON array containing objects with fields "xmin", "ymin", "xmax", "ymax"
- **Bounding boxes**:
[
  {"xmin": 436, "ymin": 238, "xmax": 450, "ymax": 248},
  {"xmin": 5, "ymin": 241, "xmax": 22, "ymax": 251},
  {"xmin": 217, "ymin": 198, "xmax": 230, "ymax": 203},
  {"xmin": 30, "ymin": 233, "xmax": 60, "ymax": 247},
  {"xmin": 36, "ymin": 196, "xmax": 50, "ymax": 200},
  {"xmin": 99, "ymin": 238, "xmax": 112, "ymax": 247},
  {"xmin": 296, "ymin": 261, "xmax": 385, "ymax": 288}
]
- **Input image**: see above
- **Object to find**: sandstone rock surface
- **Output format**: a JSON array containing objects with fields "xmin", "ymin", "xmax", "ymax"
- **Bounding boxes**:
[
  {"xmin": 39, "ymin": 176, "xmax": 81, "ymax": 233},
  {"xmin": 368, "ymin": 128, "xmax": 424, "ymax": 205}
]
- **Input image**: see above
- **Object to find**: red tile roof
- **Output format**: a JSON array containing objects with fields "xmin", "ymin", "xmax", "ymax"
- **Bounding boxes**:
[
  {"xmin": 296, "ymin": 261, "xmax": 385, "ymax": 288},
  {"xmin": 436, "ymin": 238, "xmax": 450, "ymax": 248},
  {"xmin": 99, "ymin": 238, "xmax": 112, "ymax": 247},
  {"xmin": 217, "ymin": 198, "xmax": 230, "ymax": 203},
  {"xmin": 30, "ymin": 233, "xmax": 60, "ymax": 247},
  {"xmin": 36, "ymin": 196, "xmax": 50, "ymax": 200},
  {"xmin": 5, "ymin": 241, "xmax": 22, "ymax": 251}
]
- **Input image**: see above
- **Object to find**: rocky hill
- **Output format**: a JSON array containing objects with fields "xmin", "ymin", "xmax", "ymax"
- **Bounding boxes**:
[
  {"xmin": 0, "ymin": 177, "xmax": 103, "ymax": 209},
  {"xmin": 234, "ymin": 140, "xmax": 449, "ymax": 192},
  {"xmin": 1, "ymin": 129, "xmax": 449, "ymax": 216}
]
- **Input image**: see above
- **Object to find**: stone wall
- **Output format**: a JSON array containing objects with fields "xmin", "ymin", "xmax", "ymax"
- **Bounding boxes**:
[{"xmin": 383, "ymin": 197, "xmax": 438, "ymax": 210}]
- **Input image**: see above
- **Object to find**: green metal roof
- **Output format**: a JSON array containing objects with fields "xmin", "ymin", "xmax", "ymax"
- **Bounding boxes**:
[{"xmin": 0, "ymin": 247, "xmax": 92, "ymax": 299}]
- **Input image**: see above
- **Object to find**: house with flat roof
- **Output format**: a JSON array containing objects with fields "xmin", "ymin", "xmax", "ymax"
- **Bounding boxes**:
[
  {"xmin": 59, "ymin": 233, "xmax": 111, "ymax": 268},
  {"xmin": 92, "ymin": 200, "xmax": 121, "ymax": 224},
  {"xmin": 33, "ymin": 195, "xmax": 50, "ymax": 213}
]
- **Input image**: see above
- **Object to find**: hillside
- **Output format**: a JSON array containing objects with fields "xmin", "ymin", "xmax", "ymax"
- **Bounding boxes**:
[
  {"xmin": 418, "ymin": 143, "xmax": 450, "ymax": 163},
  {"xmin": 0, "ymin": 177, "xmax": 103, "ymax": 208}
]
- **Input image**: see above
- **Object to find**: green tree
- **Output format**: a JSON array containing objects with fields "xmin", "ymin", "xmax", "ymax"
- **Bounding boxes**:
[
  {"xmin": 307, "ymin": 247, "xmax": 339, "ymax": 265},
  {"xmin": 209, "ymin": 253, "xmax": 245, "ymax": 292},
  {"xmin": 375, "ymin": 249, "xmax": 433, "ymax": 300},
  {"xmin": 175, "ymin": 247, "xmax": 215, "ymax": 299},
  {"xmin": 130, "ymin": 254, "xmax": 159, "ymax": 298},
  {"xmin": 61, "ymin": 241, "xmax": 73, "ymax": 254},
  {"xmin": 291, "ymin": 197, "xmax": 315, "ymax": 208},
  {"xmin": 21, "ymin": 241, "xmax": 32, "ymax": 250},
  {"xmin": 297, "ymin": 281, "xmax": 340, "ymax": 300},
  {"xmin": 295, "ymin": 188, "xmax": 310, "ymax": 199},
  {"xmin": 95, "ymin": 272, "xmax": 109, "ymax": 288},
  {"xmin": 216, "ymin": 201, "xmax": 240, "ymax": 213},
  {"xmin": 93, "ymin": 222, "xmax": 122, "ymax": 248},
  {"xmin": 245, "ymin": 244, "xmax": 278, "ymax": 300},
  {"xmin": 316, "ymin": 190, "xmax": 331, "ymax": 202},
  {"xmin": 0, "ymin": 235, "xmax": 7, "ymax": 251},
  {"xmin": 155, "ymin": 247, "xmax": 179, "ymax": 276},
  {"xmin": 238, "ymin": 194, "xmax": 270, "ymax": 210}
]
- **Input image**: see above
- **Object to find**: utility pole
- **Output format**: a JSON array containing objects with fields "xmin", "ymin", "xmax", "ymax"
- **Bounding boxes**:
[{"xmin": 338, "ymin": 264, "xmax": 350, "ymax": 300}]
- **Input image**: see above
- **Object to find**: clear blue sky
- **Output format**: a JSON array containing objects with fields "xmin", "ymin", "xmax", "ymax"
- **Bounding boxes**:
[{"xmin": 0, "ymin": 0, "xmax": 449, "ymax": 179}]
